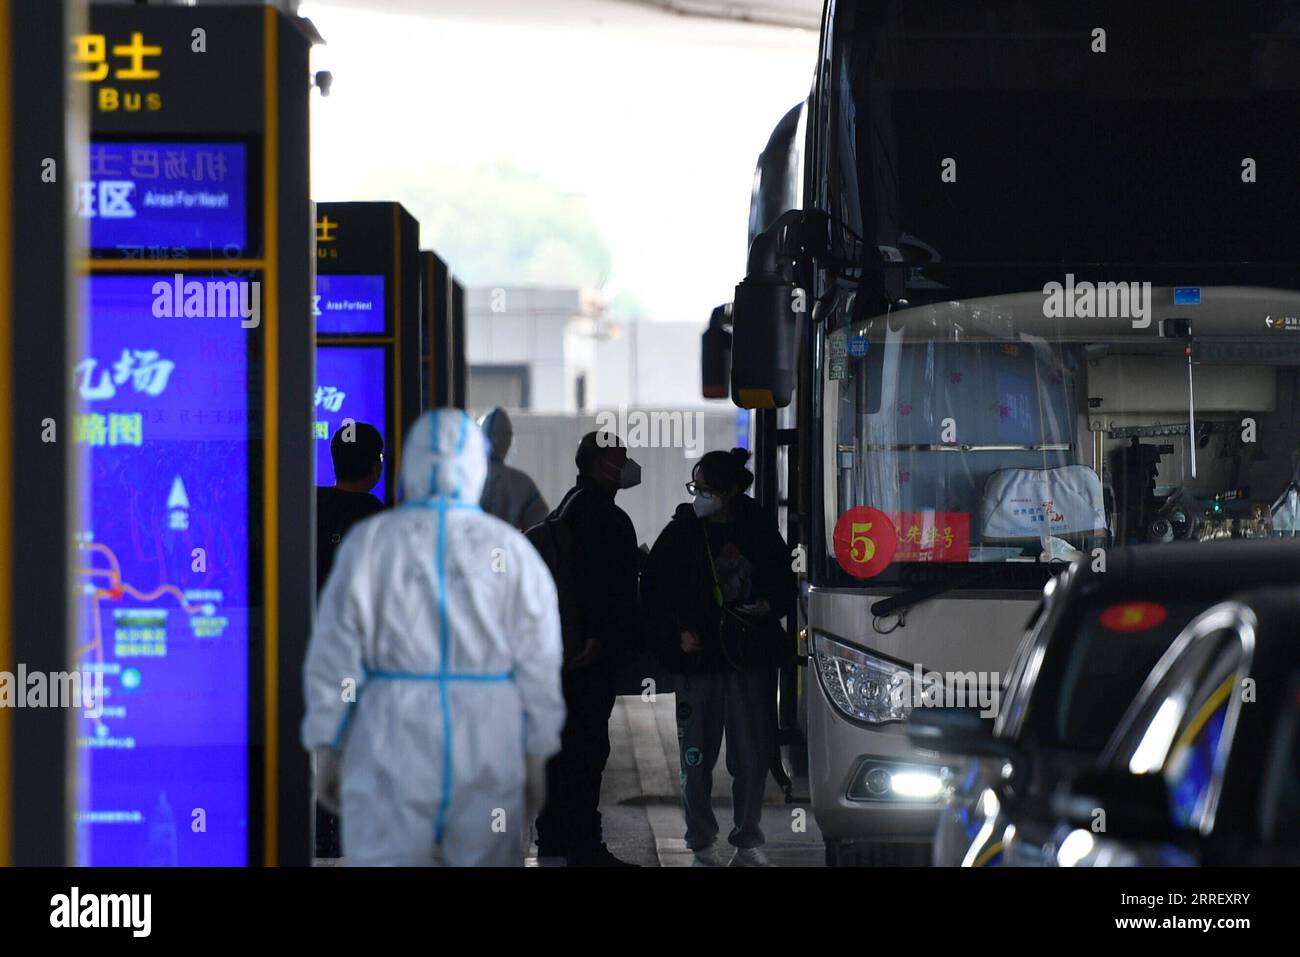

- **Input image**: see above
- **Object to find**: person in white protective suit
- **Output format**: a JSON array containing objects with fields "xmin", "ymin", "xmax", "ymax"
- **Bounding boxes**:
[
  {"xmin": 302, "ymin": 408, "xmax": 566, "ymax": 866},
  {"xmin": 478, "ymin": 407, "xmax": 551, "ymax": 531}
]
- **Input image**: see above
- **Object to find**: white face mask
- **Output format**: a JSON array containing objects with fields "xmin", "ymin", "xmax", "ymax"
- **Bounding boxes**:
[{"xmin": 692, "ymin": 491, "xmax": 722, "ymax": 518}]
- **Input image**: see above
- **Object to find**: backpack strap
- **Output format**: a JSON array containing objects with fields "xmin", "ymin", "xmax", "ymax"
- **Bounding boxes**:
[
  {"xmin": 553, "ymin": 485, "xmax": 585, "ymax": 522},
  {"xmin": 544, "ymin": 486, "xmax": 588, "ymax": 657},
  {"xmin": 700, "ymin": 521, "xmax": 725, "ymax": 610}
]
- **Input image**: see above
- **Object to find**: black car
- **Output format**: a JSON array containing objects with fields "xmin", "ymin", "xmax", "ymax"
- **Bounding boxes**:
[
  {"xmin": 912, "ymin": 540, "xmax": 1300, "ymax": 867},
  {"xmin": 1046, "ymin": 585, "xmax": 1300, "ymax": 866}
]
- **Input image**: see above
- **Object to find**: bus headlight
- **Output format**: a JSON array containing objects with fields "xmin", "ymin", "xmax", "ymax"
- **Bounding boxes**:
[
  {"xmin": 813, "ymin": 631, "xmax": 915, "ymax": 725},
  {"xmin": 889, "ymin": 770, "xmax": 946, "ymax": 799},
  {"xmin": 848, "ymin": 760, "xmax": 949, "ymax": 802}
]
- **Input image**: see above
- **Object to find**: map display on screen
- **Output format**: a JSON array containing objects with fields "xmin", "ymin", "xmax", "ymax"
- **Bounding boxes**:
[{"xmin": 74, "ymin": 274, "xmax": 252, "ymax": 866}]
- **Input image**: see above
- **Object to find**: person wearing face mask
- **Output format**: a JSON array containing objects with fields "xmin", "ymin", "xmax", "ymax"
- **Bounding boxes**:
[
  {"xmin": 302, "ymin": 410, "xmax": 565, "ymax": 866},
  {"xmin": 531, "ymin": 431, "xmax": 643, "ymax": 867},
  {"xmin": 640, "ymin": 447, "xmax": 795, "ymax": 867}
]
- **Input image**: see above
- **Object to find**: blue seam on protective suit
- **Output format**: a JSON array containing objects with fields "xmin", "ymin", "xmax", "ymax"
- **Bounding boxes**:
[
  {"xmin": 379, "ymin": 413, "xmax": 496, "ymax": 846},
  {"xmin": 427, "ymin": 410, "xmax": 472, "ymax": 501},
  {"xmin": 434, "ymin": 497, "xmax": 453, "ymax": 845},
  {"xmin": 365, "ymin": 667, "xmax": 513, "ymax": 682},
  {"xmin": 429, "ymin": 409, "xmax": 441, "ymax": 495},
  {"xmin": 328, "ymin": 661, "xmax": 512, "ymax": 751},
  {"xmin": 451, "ymin": 411, "xmax": 470, "ymax": 500},
  {"xmin": 401, "ymin": 498, "xmax": 481, "ymax": 513},
  {"xmin": 329, "ymin": 682, "xmax": 364, "ymax": 749}
]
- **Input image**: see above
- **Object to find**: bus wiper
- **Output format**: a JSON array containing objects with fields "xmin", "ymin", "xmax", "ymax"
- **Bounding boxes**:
[{"xmin": 870, "ymin": 564, "xmax": 1005, "ymax": 619}]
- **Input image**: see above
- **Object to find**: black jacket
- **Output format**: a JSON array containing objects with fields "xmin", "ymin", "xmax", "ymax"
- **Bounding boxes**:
[
  {"xmin": 641, "ymin": 496, "xmax": 795, "ymax": 674},
  {"xmin": 316, "ymin": 486, "xmax": 385, "ymax": 595},
  {"xmin": 554, "ymin": 476, "xmax": 642, "ymax": 661}
]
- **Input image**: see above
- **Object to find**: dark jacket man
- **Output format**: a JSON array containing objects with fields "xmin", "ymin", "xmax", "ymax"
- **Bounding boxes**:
[{"xmin": 533, "ymin": 431, "xmax": 641, "ymax": 867}]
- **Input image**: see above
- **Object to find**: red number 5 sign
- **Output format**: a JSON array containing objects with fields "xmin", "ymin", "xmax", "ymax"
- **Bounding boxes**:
[{"xmin": 833, "ymin": 506, "xmax": 897, "ymax": 579}]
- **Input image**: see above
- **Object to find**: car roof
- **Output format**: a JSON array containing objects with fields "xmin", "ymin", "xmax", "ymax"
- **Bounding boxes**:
[
  {"xmin": 1004, "ymin": 540, "xmax": 1300, "ymax": 740},
  {"xmin": 1068, "ymin": 539, "xmax": 1300, "ymax": 596}
]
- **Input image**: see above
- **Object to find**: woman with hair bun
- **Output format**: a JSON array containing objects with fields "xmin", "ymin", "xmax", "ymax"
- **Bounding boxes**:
[{"xmin": 640, "ymin": 447, "xmax": 796, "ymax": 867}]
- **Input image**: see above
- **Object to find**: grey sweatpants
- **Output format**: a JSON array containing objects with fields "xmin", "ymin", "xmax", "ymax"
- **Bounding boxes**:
[{"xmin": 672, "ymin": 668, "xmax": 775, "ymax": 851}]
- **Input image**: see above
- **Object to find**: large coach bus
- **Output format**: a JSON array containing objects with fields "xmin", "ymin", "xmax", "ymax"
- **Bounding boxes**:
[{"xmin": 727, "ymin": 0, "xmax": 1300, "ymax": 864}]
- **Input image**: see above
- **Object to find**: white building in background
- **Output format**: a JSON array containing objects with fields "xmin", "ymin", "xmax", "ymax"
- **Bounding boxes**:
[
  {"xmin": 466, "ymin": 284, "xmax": 721, "ymax": 414},
  {"xmin": 466, "ymin": 286, "xmax": 606, "ymax": 413}
]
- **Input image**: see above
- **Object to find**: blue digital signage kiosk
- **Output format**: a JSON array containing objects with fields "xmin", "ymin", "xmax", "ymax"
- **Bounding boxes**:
[
  {"xmin": 73, "ymin": 4, "xmax": 316, "ymax": 866},
  {"xmin": 314, "ymin": 202, "xmax": 421, "ymax": 504}
]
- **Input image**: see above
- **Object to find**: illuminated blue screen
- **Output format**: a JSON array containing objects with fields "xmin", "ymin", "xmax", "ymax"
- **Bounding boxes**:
[
  {"xmin": 315, "ymin": 274, "xmax": 386, "ymax": 335},
  {"xmin": 83, "ymin": 142, "xmax": 248, "ymax": 254},
  {"xmin": 315, "ymin": 345, "xmax": 389, "ymax": 499},
  {"xmin": 75, "ymin": 275, "xmax": 251, "ymax": 866}
]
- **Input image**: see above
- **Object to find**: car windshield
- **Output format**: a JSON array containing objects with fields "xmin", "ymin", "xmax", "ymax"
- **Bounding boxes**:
[
  {"xmin": 1019, "ymin": 598, "xmax": 1205, "ymax": 752},
  {"xmin": 815, "ymin": 1, "xmax": 1300, "ymax": 588}
]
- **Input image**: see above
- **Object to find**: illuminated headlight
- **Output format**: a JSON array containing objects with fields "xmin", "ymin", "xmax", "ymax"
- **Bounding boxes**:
[
  {"xmin": 889, "ymin": 770, "xmax": 945, "ymax": 800},
  {"xmin": 1056, "ymin": 829, "xmax": 1096, "ymax": 868},
  {"xmin": 813, "ymin": 631, "xmax": 916, "ymax": 725},
  {"xmin": 848, "ymin": 760, "xmax": 948, "ymax": 802}
]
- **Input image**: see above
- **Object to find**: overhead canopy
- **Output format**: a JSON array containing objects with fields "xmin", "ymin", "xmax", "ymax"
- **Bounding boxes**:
[
  {"xmin": 305, "ymin": 0, "xmax": 821, "ymax": 32},
  {"xmin": 617, "ymin": 0, "xmax": 822, "ymax": 29}
]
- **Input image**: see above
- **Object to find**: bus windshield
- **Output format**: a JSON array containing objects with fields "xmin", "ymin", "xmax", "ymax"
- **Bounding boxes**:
[
  {"xmin": 821, "ymin": 290, "xmax": 1300, "ymax": 586},
  {"xmin": 814, "ymin": 1, "xmax": 1300, "ymax": 588}
]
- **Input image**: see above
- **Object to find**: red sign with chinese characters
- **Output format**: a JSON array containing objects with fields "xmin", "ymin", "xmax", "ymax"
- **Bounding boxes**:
[{"xmin": 888, "ymin": 511, "xmax": 970, "ymax": 563}]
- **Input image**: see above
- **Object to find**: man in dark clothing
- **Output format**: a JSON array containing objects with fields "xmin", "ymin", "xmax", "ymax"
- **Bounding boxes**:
[
  {"xmin": 533, "ymin": 431, "xmax": 642, "ymax": 867},
  {"xmin": 313, "ymin": 421, "xmax": 385, "ymax": 858},
  {"xmin": 316, "ymin": 422, "xmax": 386, "ymax": 596},
  {"xmin": 640, "ymin": 448, "xmax": 795, "ymax": 866}
]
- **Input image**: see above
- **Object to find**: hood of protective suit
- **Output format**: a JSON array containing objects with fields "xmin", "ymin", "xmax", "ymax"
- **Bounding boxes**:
[
  {"xmin": 479, "ymin": 407, "xmax": 513, "ymax": 462},
  {"xmin": 401, "ymin": 408, "xmax": 488, "ymax": 502}
]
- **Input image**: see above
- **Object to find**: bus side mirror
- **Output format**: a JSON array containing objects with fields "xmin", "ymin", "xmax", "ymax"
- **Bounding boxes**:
[
  {"xmin": 701, "ymin": 302, "xmax": 732, "ymax": 400},
  {"xmin": 731, "ymin": 209, "xmax": 809, "ymax": 409}
]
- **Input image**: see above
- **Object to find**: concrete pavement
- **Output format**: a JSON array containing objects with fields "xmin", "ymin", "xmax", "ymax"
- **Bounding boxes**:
[{"xmin": 529, "ymin": 692, "xmax": 824, "ymax": 867}]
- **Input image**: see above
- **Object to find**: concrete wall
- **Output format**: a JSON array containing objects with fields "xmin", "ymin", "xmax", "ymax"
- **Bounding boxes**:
[{"xmin": 593, "ymin": 319, "xmax": 718, "ymax": 412}]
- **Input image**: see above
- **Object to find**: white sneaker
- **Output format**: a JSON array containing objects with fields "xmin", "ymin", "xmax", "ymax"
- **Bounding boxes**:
[
  {"xmin": 691, "ymin": 847, "xmax": 727, "ymax": 867},
  {"xmin": 729, "ymin": 847, "xmax": 774, "ymax": 867}
]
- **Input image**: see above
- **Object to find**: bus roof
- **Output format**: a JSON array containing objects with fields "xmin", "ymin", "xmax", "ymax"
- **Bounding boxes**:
[{"xmin": 848, "ymin": 285, "xmax": 1300, "ymax": 344}]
